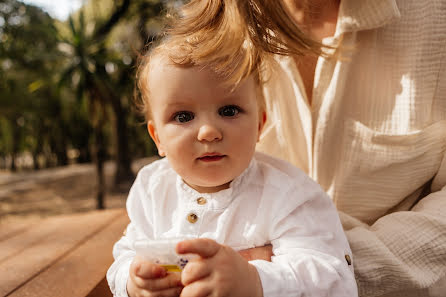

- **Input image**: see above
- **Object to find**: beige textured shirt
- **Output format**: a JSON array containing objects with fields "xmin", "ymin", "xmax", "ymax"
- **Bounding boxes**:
[{"xmin": 257, "ymin": 0, "xmax": 446, "ymax": 296}]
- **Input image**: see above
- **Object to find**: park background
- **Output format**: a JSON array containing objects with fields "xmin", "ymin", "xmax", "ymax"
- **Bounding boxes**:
[{"xmin": 0, "ymin": 0, "xmax": 175, "ymax": 225}]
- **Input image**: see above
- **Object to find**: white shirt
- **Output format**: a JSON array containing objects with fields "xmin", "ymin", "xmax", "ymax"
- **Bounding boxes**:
[
  {"xmin": 107, "ymin": 152, "xmax": 357, "ymax": 297},
  {"xmin": 256, "ymin": 0, "xmax": 446, "ymax": 296}
]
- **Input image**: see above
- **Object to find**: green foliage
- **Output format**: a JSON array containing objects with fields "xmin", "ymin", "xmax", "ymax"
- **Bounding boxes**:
[
  {"xmin": 0, "ymin": 0, "xmax": 65, "ymax": 166},
  {"xmin": 0, "ymin": 0, "xmax": 169, "ymax": 171}
]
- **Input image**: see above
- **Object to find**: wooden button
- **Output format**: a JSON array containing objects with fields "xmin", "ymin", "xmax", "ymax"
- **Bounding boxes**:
[
  {"xmin": 345, "ymin": 254, "xmax": 352, "ymax": 265},
  {"xmin": 197, "ymin": 197, "xmax": 207, "ymax": 205},
  {"xmin": 187, "ymin": 213, "xmax": 198, "ymax": 223}
]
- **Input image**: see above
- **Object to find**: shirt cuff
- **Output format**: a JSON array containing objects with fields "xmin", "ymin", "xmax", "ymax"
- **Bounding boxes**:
[
  {"xmin": 249, "ymin": 259, "xmax": 298, "ymax": 297},
  {"xmin": 113, "ymin": 261, "xmax": 131, "ymax": 297}
]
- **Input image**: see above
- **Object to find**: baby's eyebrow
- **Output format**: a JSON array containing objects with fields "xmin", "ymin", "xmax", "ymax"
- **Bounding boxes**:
[
  {"xmin": 163, "ymin": 100, "xmax": 192, "ymax": 108},
  {"xmin": 161, "ymin": 102, "xmax": 193, "ymax": 115}
]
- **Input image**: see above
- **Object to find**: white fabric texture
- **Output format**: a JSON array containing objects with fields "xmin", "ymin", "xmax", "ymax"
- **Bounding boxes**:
[
  {"xmin": 106, "ymin": 152, "xmax": 357, "ymax": 297},
  {"xmin": 257, "ymin": 0, "xmax": 446, "ymax": 296}
]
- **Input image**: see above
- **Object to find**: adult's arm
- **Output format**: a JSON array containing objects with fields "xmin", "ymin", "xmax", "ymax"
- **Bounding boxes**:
[
  {"xmin": 247, "ymin": 185, "xmax": 357, "ymax": 297},
  {"xmin": 340, "ymin": 183, "xmax": 446, "ymax": 297},
  {"xmin": 238, "ymin": 245, "xmax": 273, "ymax": 261},
  {"xmin": 240, "ymin": 185, "xmax": 446, "ymax": 297}
]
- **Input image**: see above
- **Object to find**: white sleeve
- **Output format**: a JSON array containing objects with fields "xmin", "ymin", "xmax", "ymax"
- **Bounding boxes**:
[
  {"xmin": 106, "ymin": 223, "xmax": 139, "ymax": 297},
  {"xmin": 106, "ymin": 170, "xmax": 153, "ymax": 297},
  {"xmin": 249, "ymin": 186, "xmax": 358, "ymax": 297}
]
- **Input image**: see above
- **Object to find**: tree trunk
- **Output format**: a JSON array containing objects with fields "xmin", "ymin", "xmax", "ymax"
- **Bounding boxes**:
[
  {"xmin": 10, "ymin": 123, "xmax": 20, "ymax": 172},
  {"xmin": 110, "ymin": 95, "xmax": 134, "ymax": 187},
  {"xmin": 55, "ymin": 136, "xmax": 69, "ymax": 166},
  {"xmin": 32, "ymin": 152, "xmax": 39, "ymax": 170},
  {"xmin": 32, "ymin": 123, "xmax": 44, "ymax": 170},
  {"xmin": 94, "ymin": 125, "xmax": 106, "ymax": 210},
  {"xmin": 78, "ymin": 147, "xmax": 91, "ymax": 163},
  {"xmin": 10, "ymin": 153, "xmax": 17, "ymax": 172},
  {"xmin": 0, "ymin": 155, "xmax": 5, "ymax": 170}
]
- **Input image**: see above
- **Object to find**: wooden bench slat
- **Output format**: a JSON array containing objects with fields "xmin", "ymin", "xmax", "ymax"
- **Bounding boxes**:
[
  {"xmin": 0, "ymin": 220, "xmax": 36, "ymax": 243},
  {"xmin": 8, "ymin": 213, "xmax": 129, "ymax": 297},
  {"xmin": 86, "ymin": 277, "xmax": 114, "ymax": 297},
  {"xmin": 0, "ymin": 216, "xmax": 79, "ymax": 264},
  {"xmin": 0, "ymin": 209, "xmax": 125, "ymax": 297}
]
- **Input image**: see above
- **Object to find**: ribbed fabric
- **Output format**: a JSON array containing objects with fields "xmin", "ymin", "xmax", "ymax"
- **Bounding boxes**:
[{"xmin": 257, "ymin": 0, "xmax": 446, "ymax": 296}]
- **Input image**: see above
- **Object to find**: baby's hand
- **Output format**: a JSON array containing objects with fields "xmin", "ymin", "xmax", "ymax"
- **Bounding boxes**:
[
  {"xmin": 127, "ymin": 256, "xmax": 183, "ymax": 297},
  {"xmin": 176, "ymin": 238, "xmax": 263, "ymax": 297}
]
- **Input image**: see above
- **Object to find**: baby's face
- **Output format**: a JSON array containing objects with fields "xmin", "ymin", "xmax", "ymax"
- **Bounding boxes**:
[{"xmin": 147, "ymin": 58, "xmax": 265, "ymax": 193}]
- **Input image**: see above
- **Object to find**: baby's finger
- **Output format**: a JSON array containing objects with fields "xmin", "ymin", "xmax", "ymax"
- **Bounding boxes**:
[
  {"xmin": 138, "ymin": 262, "xmax": 167, "ymax": 279},
  {"xmin": 130, "ymin": 258, "xmax": 166, "ymax": 279},
  {"xmin": 135, "ymin": 272, "xmax": 182, "ymax": 291},
  {"xmin": 181, "ymin": 260, "xmax": 212, "ymax": 286},
  {"xmin": 180, "ymin": 278, "xmax": 212, "ymax": 297},
  {"xmin": 176, "ymin": 238, "xmax": 220, "ymax": 259},
  {"xmin": 149, "ymin": 286, "xmax": 183, "ymax": 297}
]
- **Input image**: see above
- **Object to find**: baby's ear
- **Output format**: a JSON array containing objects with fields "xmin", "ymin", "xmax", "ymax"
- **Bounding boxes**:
[
  {"xmin": 147, "ymin": 121, "xmax": 166, "ymax": 157},
  {"xmin": 257, "ymin": 111, "xmax": 267, "ymax": 141}
]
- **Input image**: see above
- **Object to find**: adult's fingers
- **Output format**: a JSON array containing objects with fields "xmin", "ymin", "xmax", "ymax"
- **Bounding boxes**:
[
  {"xmin": 181, "ymin": 260, "xmax": 212, "ymax": 286},
  {"xmin": 176, "ymin": 238, "xmax": 220, "ymax": 258}
]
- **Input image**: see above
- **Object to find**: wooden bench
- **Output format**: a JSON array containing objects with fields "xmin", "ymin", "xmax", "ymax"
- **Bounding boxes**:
[{"xmin": 0, "ymin": 209, "xmax": 129, "ymax": 297}]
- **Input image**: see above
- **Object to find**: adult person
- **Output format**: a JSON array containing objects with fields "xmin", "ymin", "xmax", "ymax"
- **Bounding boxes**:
[{"xmin": 170, "ymin": 0, "xmax": 446, "ymax": 296}]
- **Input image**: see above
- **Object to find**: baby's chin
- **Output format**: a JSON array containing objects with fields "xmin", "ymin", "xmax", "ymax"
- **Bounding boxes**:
[{"xmin": 183, "ymin": 178, "xmax": 233, "ymax": 194}]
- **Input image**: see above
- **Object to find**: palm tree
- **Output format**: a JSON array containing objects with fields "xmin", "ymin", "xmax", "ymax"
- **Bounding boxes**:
[
  {"xmin": 57, "ymin": 0, "xmax": 169, "ymax": 208},
  {"xmin": 0, "ymin": 0, "xmax": 68, "ymax": 170},
  {"xmin": 58, "ymin": 9, "xmax": 121, "ymax": 209}
]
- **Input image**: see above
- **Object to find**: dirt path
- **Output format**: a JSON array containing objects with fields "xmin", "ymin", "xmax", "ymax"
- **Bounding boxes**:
[{"xmin": 0, "ymin": 157, "xmax": 158, "ymax": 225}]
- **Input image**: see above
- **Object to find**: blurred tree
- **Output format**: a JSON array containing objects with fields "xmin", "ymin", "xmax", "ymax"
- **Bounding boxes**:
[
  {"xmin": 58, "ymin": 9, "xmax": 114, "ymax": 209},
  {"xmin": 0, "ymin": 0, "xmax": 72, "ymax": 170},
  {"xmin": 0, "ymin": 0, "xmax": 169, "ymax": 209},
  {"xmin": 89, "ymin": 0, "xmax": 167, "ymax": 186},
  {"xmin": 57, "ymin": 0, "xmax": 167, "ymax": 207},
  {"xmin": 58, "ymin": 0, "xmax": 167, "ymax": 194}
]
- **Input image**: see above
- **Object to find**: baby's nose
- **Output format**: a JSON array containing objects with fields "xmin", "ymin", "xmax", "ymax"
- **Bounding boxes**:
[{"xmin": 197, "ymin": 124, "xmax": 222, "ymax": 142}]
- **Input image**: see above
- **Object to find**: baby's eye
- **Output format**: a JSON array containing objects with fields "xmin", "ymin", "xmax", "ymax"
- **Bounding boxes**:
[
  {"xmin": 218, "ymin": 105, "xmax": 241, "ymax": 117},
  {"xmin": 173, "ymin": 111, "xmax": 194, "ymax": 123}
]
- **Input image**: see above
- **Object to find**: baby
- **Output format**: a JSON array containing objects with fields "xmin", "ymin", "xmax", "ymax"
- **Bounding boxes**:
[{"xmin": 106, "ymin": 38, "xmax": 358, "ymax": 297}]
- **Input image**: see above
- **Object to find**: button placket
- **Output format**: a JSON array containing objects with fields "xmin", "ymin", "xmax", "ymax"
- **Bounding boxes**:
[
  {"xmin": 184, "ymin": 195, "xmax": 208, "ymax": 227},
  {"xmin": 187, "ymin": 213, "xmax": 198, "ymax": 223},
  {"xmin": 196, "ymin": 197, "xmax": 207, "ymax": 205}
]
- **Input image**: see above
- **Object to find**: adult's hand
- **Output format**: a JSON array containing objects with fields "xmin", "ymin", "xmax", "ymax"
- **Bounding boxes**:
[{"xmin": 238, "ymin": 244, "xmax": 273, "ymax": 261}]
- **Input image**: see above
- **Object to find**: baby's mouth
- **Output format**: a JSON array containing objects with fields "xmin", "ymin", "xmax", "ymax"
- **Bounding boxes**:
[{"xmin": 197, "ymin": 154, "xmax": 226, "ymax": 162}]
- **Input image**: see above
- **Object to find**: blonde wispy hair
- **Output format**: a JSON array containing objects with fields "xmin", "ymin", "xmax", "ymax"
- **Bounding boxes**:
[
  {"xmin": 135, "ymin": 0, "xmax": 331, "ymax": 121},
  {"xmin": 135, "ymin": 38, "xmax": 266, "ymax": 122},
  {"xmin": 166, "ymin": 0, "xmax": 331, "ymax": 77}
]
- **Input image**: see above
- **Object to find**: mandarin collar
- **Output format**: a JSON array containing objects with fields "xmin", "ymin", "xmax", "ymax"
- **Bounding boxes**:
[
  {"xmin": 336, "ymin": 0, "xmax": 400, "ymax": 35},
  {"xmin": 176, "ymin": 158, "xmax": 257, "ymax": 210}
]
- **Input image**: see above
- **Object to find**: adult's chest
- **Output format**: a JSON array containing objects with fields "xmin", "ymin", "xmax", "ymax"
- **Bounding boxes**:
[{"xmin": 313, "ymin": 26, "xmax": 446, "ymax": 223}]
